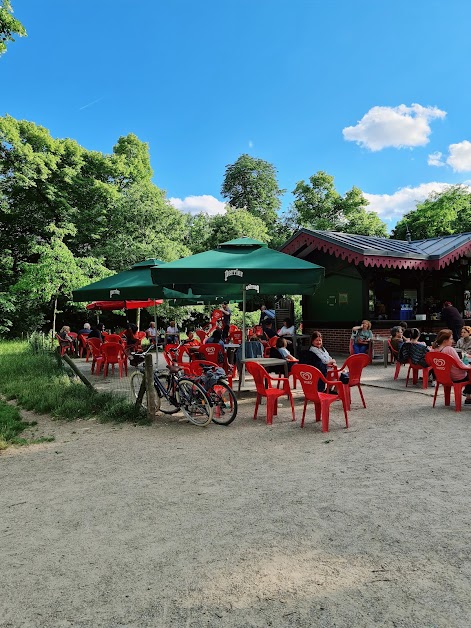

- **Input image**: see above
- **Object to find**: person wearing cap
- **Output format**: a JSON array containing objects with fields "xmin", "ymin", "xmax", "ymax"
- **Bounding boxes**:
[{"xmin": 441, "ymin": 301, "xmax": 463, "ymax": 342}]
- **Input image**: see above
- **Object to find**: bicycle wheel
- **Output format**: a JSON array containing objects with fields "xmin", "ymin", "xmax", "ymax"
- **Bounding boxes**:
[
  {"xmin": 155, "ymin": 371, "xmax": 180, "ymax": 414},
  {"xmin": 130, "ymin": 371, "xmax": 146, "ymax": 408},
  {"xmin": 210, "ymin": 380, "xmax": 238, "ymax": 426},
  {"xmin": 176, "ymin": 378, "xmax": 213, "ymax": 427}
]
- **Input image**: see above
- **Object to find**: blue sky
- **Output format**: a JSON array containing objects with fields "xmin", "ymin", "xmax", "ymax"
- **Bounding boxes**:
[{"xmin": 3, "ymin": 0, "xmax": 471, "ymax": 231}]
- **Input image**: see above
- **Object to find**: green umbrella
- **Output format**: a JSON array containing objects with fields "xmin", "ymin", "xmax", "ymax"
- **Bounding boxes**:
[{"xmin": 152, "ymin": 237, "xmax": 325, "ymax": 366}]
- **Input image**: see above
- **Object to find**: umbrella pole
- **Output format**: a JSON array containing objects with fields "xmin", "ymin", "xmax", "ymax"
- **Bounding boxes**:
[
  {"xmin": 241, "ymin": 286, "xmax": 246, "ymax": 387},
  {"xmin": 154, "ymin": 301, "xmax": 158, "ymax": 353}
]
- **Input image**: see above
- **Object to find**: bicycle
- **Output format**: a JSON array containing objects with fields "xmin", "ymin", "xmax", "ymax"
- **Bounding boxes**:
[
  {"xmin": 130, "ymin": 349, "xmax": 214, "ymax": 427},
  {"xmin": 189, "ymin": 360, "xmax": 238, "ymax": 426}
]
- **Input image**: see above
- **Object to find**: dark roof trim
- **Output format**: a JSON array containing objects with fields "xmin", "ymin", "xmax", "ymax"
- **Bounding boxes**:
[{"xmin": 281, "ymin": 229, "xmax": 471, "ymax": 270}]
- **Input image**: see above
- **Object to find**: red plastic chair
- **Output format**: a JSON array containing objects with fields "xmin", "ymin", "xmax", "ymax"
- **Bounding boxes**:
[
  {"xmin": 55, "ymin": 333, "xmax": 74, "ymax": 356},
  {"xmin": 405, "ymin": 359, "xmax": 431, "ymax": 390},
  {"xmin": 195, "ymin": 329, "xmax": 207, "ymax": 343},
  {"xmin": 330, "ymin": 354, "xmax": 369, "ymax": 410},
  {"xmin": 86, "ymin": 339, "xmax": 104, "ymax": 375},
  {"xmin": 77, "ymin": 334, "xmax": 89, "ymax": 358},
  {"xmin": 387, "ymin": 340, "xmax": 403, "ymax": 379},
  {"xmin": 245, "ymin": 361, "xmax": 295, "ymax": 426},
  {"xmin": 231, "ymin": 330, "xmax": 243, "ymax": 344},
  {"xmin": 100, "ymin": 342, "xmax": 128, "ymax": 378},
  {"xmin": 291, "ymin": 364, "xmax": 349, "ymax": 432},
  {"xmin": 425, "ymin": 352, "xmax": 471, "ymax": 412},
  {"xmin": 163, "ymin": 344, "xmax": 179, "ymax": 366},
  {"xmin": 104, "ymin": 333, "xmax": 125, "ymax": 344},
  {"xmin": 134, "ymin": 331, "xmax": 147, "ymax": 352}
]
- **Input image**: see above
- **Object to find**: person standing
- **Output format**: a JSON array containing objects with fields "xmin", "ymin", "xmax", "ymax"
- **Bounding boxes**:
[
  {"xmin": 441, "ymin": 301, "xmax": 463, "ymax": 342},
  {"xmin": 259, "ymin": 305, "xmax": 275, "ymax": 327},
  {"xmin": 220, "ymin": 302, "xmax": 231, "ymax": 340}
]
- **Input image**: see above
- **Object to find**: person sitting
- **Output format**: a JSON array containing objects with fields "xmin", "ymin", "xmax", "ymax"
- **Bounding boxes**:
[
  {"xmin": 278, "ymin": 318, "xmax": 295, "ymax": 338},
  {"xmin": 166, "ymin": 320, "xmax": 179, "ymax": 345},
  {"xmin": 205, "ymin": 328, "xmax": 225, "ymax": 349},
  {"xmin": 351, "ymin": 320, "xmax": 373, "ymax": 354},
  {"xmin": 309, "ymin": 330, "xmax": 337, "ymax": 368},
  {"xmin": 262, "ymin": 319, "xmax": 277, "ymax": 340},
  {"xmin": 182, "ymin": 331, "xmax": 200, "ymax": 347},
  {"xmin": 123, "ymin": 323, "xmax": 138, "ymax": 355},
  {"xmin": 88, "ymin": 323, "xmax": 105, "ymax": 342},
  {"xmin": 274, "ymin": 337, "xmax": 297, "ymax": 371},
  {"xmin": 456, "ymin": 326, "xmax": 471, "ymax": 354},
  {"xmin": 389, "ymin": 326, "xmax": 404, "ymax": 353},
  {"xmin": 78, "ymin": 322, "xmax": 91, "ymax": 336},
  {"xmin": 398, "ymin": 328, "xmax": 429, "ymax": 367},
  {"xmin": 58, "ymin": 325, "xmax": 76, "ymax": 353},
  {"xmin": 431, "ymin": 328, "xmax": 471, "ymax": 403},
  {"xmin": 146, "ymin": 321, "xmax": 157, "ymax": 345}
]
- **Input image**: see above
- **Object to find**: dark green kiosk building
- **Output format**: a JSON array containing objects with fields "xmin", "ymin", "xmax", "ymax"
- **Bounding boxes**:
[{"xmin": 281, "ymin": 229, "xmax": 471, "ymax": 354}]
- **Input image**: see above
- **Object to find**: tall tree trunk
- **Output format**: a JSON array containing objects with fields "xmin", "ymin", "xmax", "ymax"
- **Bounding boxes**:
[{"xmin": 52, "ymin": 296, "xmax": 58, "ymax": 341}]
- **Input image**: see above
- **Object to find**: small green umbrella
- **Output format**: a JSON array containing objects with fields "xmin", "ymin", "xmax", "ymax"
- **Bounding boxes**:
[{"xmin": 152, "ymin": 237, "xmax": 325, "ymax": 365}]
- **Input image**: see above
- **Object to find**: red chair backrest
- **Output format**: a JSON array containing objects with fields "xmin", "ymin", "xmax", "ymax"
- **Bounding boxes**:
[
  {"xmin": 244, "ymin": 361, "xmax": 273, "ymax": 397},
  {"xmin": 87, "ymin": 338, "xmax": 102, "ymax": 358},
  {"xmin": 195, "ymin": 329, "xmax": 207, "ymax": 343},
  {"xmin": 388, "ymin": 339, "xmax": 398, "ymax": 358},
  {"xmin": 163, "ymin": 343, "xmax": 179, "ymax": 365},
  {"xmin": 425, "ymin": 351, "xmax": 462, "ymax": 386},
  {"xmin": 268, "ymin": 336, "xmax": 278, "ymax": 348},
  {"xmin": 78, "ymin": 334, "xmax": 88, "ymax": 348},
  {"xmin": 231, "ymin": 330, "xmax": 243, "ymax": 344},
  {"xmin": 211, "ymin": 309, "xmax": 224, "ymax": 322},
  {"xmin": 253, "ymin": 325, "xmax": 263, "ymax": 336},
  {"xmin": 135, "ymin": 331, "xmax": 146, "ymax": 340},
  {"xmin": 105, "ymin": 333, "xmax": 124, "ymax": 344},
  {"xmin": 339, "ymin": 354, "xmax": 369, "ymax": 386},
  {"xmin": 68, "ymin": 332, "xmax": 78, "ymax": 339},
  {"xmin": 291, "ymin": 364, "xmax": 330, "ymax": 402},
  {"xmin": 100, "ymin": 342, "xmax": 125, "ymax": 362},
  {"xmin": 198, "ymin": 343, "xmax": 231, "ymax": 374},
  {"xmin": 229, "ymin": 324, "xmax": 239, "ymax": 334}
]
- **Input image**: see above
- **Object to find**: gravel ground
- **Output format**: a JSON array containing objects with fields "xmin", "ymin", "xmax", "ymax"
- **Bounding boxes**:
[{"xmin": 2, "ymin": 362, "xmax": 471, "ymax": 627}]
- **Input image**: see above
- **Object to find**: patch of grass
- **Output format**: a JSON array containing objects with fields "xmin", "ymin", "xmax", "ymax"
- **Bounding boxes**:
[
  {"xmin": 0, "ymin": 399, "xmax": 48, "ymax": 449},
  {"xmin": 0, "ymin": 341, "xmax": 146, "ymax": 434}
]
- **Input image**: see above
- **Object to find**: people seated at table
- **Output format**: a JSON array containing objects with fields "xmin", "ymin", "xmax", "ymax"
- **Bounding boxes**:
[
  {"xmin": 431, "ymin": 328, "xmax": 471, "ymax": 403},
  {"xmin": 309, "ymin": 331, "xmax": 337, "ymax": 368},
  {"xmin": 389, "ymin": 326, "xmax": 404, "ymax": 353},
  {"xmin": 274, "ymin": 337, "xmax": 297, "ymax": 370},
  {"xmin": 351, "ymin": 320, "xmax": 373, "ymax": 354},
  {"xmin": 456, "ymin": 326, "xmax": 471, "ymax": 354},
  {"xmin": 166, "ymin": 320, "xmax": 179, "ymax": 344},
  {"xmin": 78, "ymin": 322, "xmax": 91, "ymax": 336},
  {"xmin": 88, "ymin": 323, "xmax": 105, "ymax": 342},
  {"xmin": 205, "ymin": 328, "xmax": 225, "ymax": 349},
  {"xmin": 398, "ymin": 328, "xmax": 429, "ymax": 367}
]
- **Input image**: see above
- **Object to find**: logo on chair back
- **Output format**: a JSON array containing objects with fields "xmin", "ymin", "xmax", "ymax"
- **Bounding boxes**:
[
  {"xmin": 300, "ymin": 371, "xmax": 313, "ymax": 381},
  {"xmin": 433, "ymin": 358, "xmax": 445, "ymax": 369},
  {"xmin": 224, "ymin": 269, "xmax": 243, "ymax": 281},
  {"xmin": 206, "ymin": 347, "xmax": 216, "ymax": 355},
  {"xmin": 110, "ymin": 289, "xmax": 120, "ymax": 297}
]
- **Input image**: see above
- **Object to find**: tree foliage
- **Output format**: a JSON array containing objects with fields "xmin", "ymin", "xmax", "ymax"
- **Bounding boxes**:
[
  {"xmin": 221, "ymin": 154, "xmax": 285, "ymax": 226},
  {"xmin": 392, "ymin": 185, "xmax": 471, "ymax": 240},
  {"xmin": 291, "ymin": 171, "xmax": 388, "ymax": 236},
  {"xmin": 0, "ymin": 0, "xmax": 26, "ymax": 56}
]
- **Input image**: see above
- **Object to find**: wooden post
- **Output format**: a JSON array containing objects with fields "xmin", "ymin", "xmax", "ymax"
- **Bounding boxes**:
[
  {"xmin": 61, "ymin": 352, "xmax": 96, "ymax": 391},
  {"xmin": 144, "ymin": 352, "xmax": 158, "ymax": 419}
]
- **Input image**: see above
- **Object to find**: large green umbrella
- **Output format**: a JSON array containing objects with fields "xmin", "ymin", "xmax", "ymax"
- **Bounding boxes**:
[{"xmin": 152, "ymin": 237, "xmax": 325, "ymax": 364}]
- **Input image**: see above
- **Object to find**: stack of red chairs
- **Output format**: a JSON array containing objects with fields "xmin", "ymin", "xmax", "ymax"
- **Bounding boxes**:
[{"xmin": 100, "ymin": 342, "xmax": 128, "ymax": 378}]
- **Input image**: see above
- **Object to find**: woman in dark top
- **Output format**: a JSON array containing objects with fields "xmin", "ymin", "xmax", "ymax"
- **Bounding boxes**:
[
  {"xmin": 88, "ymin": 323, "xmax": 105, "ymax": 342},
  {"xmin": 441, "ymin": 301, "xmax": 464, "ymax": 342}
]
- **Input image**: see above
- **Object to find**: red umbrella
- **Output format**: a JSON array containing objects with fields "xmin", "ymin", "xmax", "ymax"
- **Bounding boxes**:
[{"xmin": 86, "ymin": 300, "xmax": 163, "ymax": 311}]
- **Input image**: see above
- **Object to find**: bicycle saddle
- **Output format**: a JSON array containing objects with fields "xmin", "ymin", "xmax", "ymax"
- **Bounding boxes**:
[{"xmin": 167, "ymin": 364, "xmax": 180, "ymax": 374}]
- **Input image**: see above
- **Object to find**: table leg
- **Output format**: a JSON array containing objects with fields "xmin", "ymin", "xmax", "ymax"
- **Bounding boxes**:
[{"xmin": 383, "ymin": 339, "xmax": 388, "ymax": 368}]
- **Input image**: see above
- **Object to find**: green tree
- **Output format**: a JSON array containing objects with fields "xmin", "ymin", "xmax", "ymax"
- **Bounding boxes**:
[
  {"xmin": 186, "ymin": 207, "xmax": 269, "ymax": 254},
  {"xmin": 12, "ymin": 225, "xmax": 110, "ymax": 335},
  {"xmin": 392, "ymin": 185, "xmax": 471, "ymax": 240},
  {"xmin": 221, "ymin": 154, "xmax": 285, "ymax": 225},
  {"xmin": 0, "ymin": 1, "xmax": 26, "ymax": 56},
  {"xmin": 292, "ymin": 171, "xmax": 387, "ymax": 236}
]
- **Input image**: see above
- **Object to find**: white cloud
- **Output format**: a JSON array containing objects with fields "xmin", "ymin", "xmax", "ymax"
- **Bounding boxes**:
[
  {"xmin": 447, "ymin": 141, "xmax": 471, "ymax": 172},
  {"xmin": 428, "ymin": 151, "xmax": 445, "ymax": 167},
  {"xmin": 364, "ymin": 182, "xmax": 453, "ymax": 221},
  {"xmin": 168, "ymin": 195, "xmax": 226, "ymax": 216},
  {"xmin": 343, "ymin": 104, "xmax": 446, "ymax": 151},
  {"xmin": 248, "ymin": 140, "xmax": 253, "ymax": 148}
]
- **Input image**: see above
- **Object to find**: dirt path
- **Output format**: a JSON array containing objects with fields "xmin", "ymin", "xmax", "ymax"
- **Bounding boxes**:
[{"xmin": 2, "ymin": 373, "xmax": 471, "ymax": 627}]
